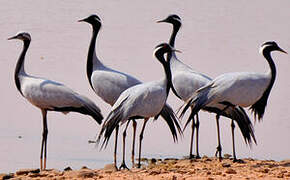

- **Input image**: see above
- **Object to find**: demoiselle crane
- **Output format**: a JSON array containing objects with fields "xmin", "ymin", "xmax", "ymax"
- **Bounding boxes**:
[
  {"xmin": 99, "ymin": 43, "xmax": 181, "ymax": 168},
  {"xmin": 180, "ymin": 41, "xmax": 287, "ymax": 148},
  {"xmin": 8, "ymin": 32, "xmax": 103, "ymax": 170},
  {"xmin": 158, "ymin": 14, "xmax": 256, "ymax": 161},
  {"xmin": 79, "ymin": 14, "xmax": 181, "ymax": 169}
]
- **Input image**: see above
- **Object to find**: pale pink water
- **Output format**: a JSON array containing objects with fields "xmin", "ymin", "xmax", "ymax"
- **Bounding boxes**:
[{"xmin": 0, "ymin": 0, "xmax": 289, "ymax": 173}]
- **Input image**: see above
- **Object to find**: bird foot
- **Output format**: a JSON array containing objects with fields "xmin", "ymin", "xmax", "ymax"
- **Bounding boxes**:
[
  {"xmin": 119, "ymin": 162, "xmax": 130, "ymax": 170},
  {"xmin": 136, "ymin": 163, "xmax": 142, "ymax": 168},
  {"xmin": 188, "ymin": 154, "xmax": 196, "ymax": 159},
  {"xmin": 215, "ymin": 146, "xmax": 222, "ymax": 161}
]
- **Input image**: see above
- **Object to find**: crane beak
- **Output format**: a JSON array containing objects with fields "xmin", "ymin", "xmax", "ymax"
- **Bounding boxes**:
[
  {"xmin": 157, "ymin": 19, "xmax": 166, "ymax": 23},
  {"xmin": 8, "ymin": 35, "xmax": 17, "ymax": 40},
  {"xmin": 78, "ymin": 18, "xmax": 86, "ymax": 22},
  {"xmin": 278, "ymin": 47, "xmax": 287, "ymax": 54}
]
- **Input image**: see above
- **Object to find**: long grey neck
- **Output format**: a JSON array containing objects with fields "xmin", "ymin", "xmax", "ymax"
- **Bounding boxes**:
[{"xmin": 15, "ymin": 40, "xmax": 30, "ymax": 96}]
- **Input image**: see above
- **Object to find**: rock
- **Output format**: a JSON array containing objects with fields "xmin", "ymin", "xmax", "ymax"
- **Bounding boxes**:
[
  {"xmin": 15, "ymin": 168, "xmax": 40, "ymax": 175},
  {"xmin": 140, "ymin": 158, "xmax": 148, "ymax": 162},
  {"xmin": 224, "ymin": 154, "xmax": 232, "ymax": 159},
  {"xmin": 225, "ymin": 168, "xmax": 237, "ymax": 174},
  {"xmin": 148, "ymin": 170, "xmax": 160, "ymax": 175},
  {"xmin": 28, "ymin": 172, "xmax": 46, "ymax": 178},
  {"xmin": 164, "ymin": 158, "xmax": 178, "ymax": 161},
  {"xmin": 1, "ymin": 173, "xmax": 14, "ymax": 180},
  {"xmin": 103, "ymin": 164, "xmax": 118, "ymax": 173},
  {"xmin": 261, "ymin": 168, "xmax": 270, "ymax": 173},
  {"xmin": 203, "ymin": 158, "xmax": 212, "ymax": 162},
  {"xmin": 77, "ymin": 170, "xmax": 96, "ymax": 178},
  {"xmin": 277, "ymin": 173, "xmax": 284, "ymax": 178},
  {"xmin": 214, "ymin": 171, "xmax": 222, "ymax": 175},
  {"xmin": 222, "ymin": 163, "xmax": 231, "ymax": 167},
  {"xmin": 81, "ymin": 166, "xmax": 89, "ymax": 169},
  {"xmin": 151, "ymin": 158, "xmax": 157, "ymax": 164},
  {"xmin": 64, "ymin": 167, "xmax": 72, "ymax": 171}
]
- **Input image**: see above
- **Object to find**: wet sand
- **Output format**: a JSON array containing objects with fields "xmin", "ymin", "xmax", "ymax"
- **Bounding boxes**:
[{"xmin": 1, "ymin": 157, "xmax": 289, "ymax": 179}]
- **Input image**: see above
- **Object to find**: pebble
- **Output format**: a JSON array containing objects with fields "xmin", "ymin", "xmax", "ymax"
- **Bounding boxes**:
[
  {"xmin": 15, "ymin": 168, "xmax": 40, "ymax": 176},
  {"xmin": 223, "ymin": 154, "xmax": 232, "ymax": 159},
  {"xmin": 63, "ymin": 167, "xmax": 72, "ymax": 171},
  {"xmin": 225, "ymin": 168, "xmax": 237, "ymax": 174},
  {"xmin": 222, "ymin": 163, "xmax": 231, "ymax": 168},
  {"xmin": 103, "ymin": 163, "xmax": 118, "ymax": 173},
  {"xmin": 1, "ymin": 173, "xmax": 14, "ymax": 180},
  {"xmin": 148, "ymin": 170, "xmax": 160, "ymax": 175},
  {"xmin": 77, "ymin": 170, "xmax": 96, "ymax": 178}
]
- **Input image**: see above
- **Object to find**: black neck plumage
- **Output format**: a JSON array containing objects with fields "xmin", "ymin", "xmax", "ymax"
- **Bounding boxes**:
[
  {"xmin": 250, "ymin": 49, "xmax": 277, "ymax": 120},
  {"xmin": 169, "ymin": 23, "xmax": 180, "ymax": 47},
  {"xmin": 167, "ymin": 23, "xmax": 182, "ymax": 99},
  {"xmin": 156, "ymin": 50, "xmax": 173, "ymax": 96},
  {"xmin": 15, "ymin": 40, "xmax": 30, "ymax": 96},
  {"xmin": 87, "ymin": 26, "xmax": 100, "ymax": 89}
]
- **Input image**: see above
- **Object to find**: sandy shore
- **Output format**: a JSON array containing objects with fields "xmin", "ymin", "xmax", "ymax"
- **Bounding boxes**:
[{"xmin": 1, "ymin": 157, "xmax": 290, "ymax": 179}]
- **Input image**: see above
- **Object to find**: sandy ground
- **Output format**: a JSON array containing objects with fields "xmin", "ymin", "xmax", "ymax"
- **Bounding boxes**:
[{"xmin": 1, "ymin": 157, "xmax": 290, "ymax": 179}]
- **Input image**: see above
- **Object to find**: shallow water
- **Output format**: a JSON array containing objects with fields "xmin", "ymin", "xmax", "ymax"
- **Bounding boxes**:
[{"xmin": 0, "ymin": 0, "xmax": 290, "ymax": 173}]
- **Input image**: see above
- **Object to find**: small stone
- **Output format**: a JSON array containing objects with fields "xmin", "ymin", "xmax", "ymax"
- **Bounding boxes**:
[
  {"xmin": 208, "ymin": 178, "xmax": 214, "ymax": 180},
  {"xmin": 203, "ymin": 158, "xmax": 212, "ymax": 162},
  {"xmin": 261, "ymin": 168, "xmax": 270, "ymax": 173},
  {"xmin": 277, "ymin": 173, "xmax": 284, "ymax": 178},
  {"xmin": 64, "ymin": 167, "xmax": 72, "ymax": 171},
  {"xmin": 16, "ymin": 168, "xmax": 40, "ymax": 175},
  {"xmin": 149, "ymin": 170, "xmax": 160, "ymax": 175},
  {"xmin": 77, "ymin": 170, "xmax": 95, "ymax": 178},
  {"xmin": 1, "ymin": 173, "xmax": 14, "ymax": 180},
  {"xmin": 140, "ymin": 158, "xmax": 148, "ymax": 162},
  {"xmin": 222, "ymin": 163, "xmax": 231, "ymax": 168},
  {"xmin": 214, "ymin": 171, "xmax": 222, "ymax": 175},
  {"xmin": 225, "ymin": 168, "xmax": 237, "ymax": 174},
  {"xmin": 151, "ymin": 158, "xmax": 157, "ymax": 164},
  {"xmin": 224, "ymin": 154, "xmax": 232, "ymax": 159},
  {"xmin": 103, "ymin": 164, "xmax": 118, "ymax": 173},
  {"xmin": 81, "ymin": 166, "xmax": 89, "ymax": 169}
]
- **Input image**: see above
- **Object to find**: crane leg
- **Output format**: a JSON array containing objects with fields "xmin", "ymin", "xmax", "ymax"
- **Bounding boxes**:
[
  {"xmin": 195, "ymin": 113, "xmax": 200, "ymax": 159},
  {"xmin": 189, "ymin": 115, "xmax": 195, "ymax": 159},
  {"xmin": 119, "ymin": 121, "xmax": 130, "ymax": 170},
  {"xmin": 131, "ymin": 120, "xmax": 137, "ymax": 167},
  {"xmin": 114, "ymin": 125, "xmax": 119, "ymax": 169},
  {"xmin": 231, "ymin": 119, "xmax": 238, "ymax": 162},
  {"xmin": 40, "ymin": 109, "xmax": 48, "ymax": 170},
  {"xmin": 215, "ymin": 114, "xmax": 222, "ymax": 161},
  {"xmin": 137, "ymin": 118, "xmax": 149, "ymax": 168}
]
